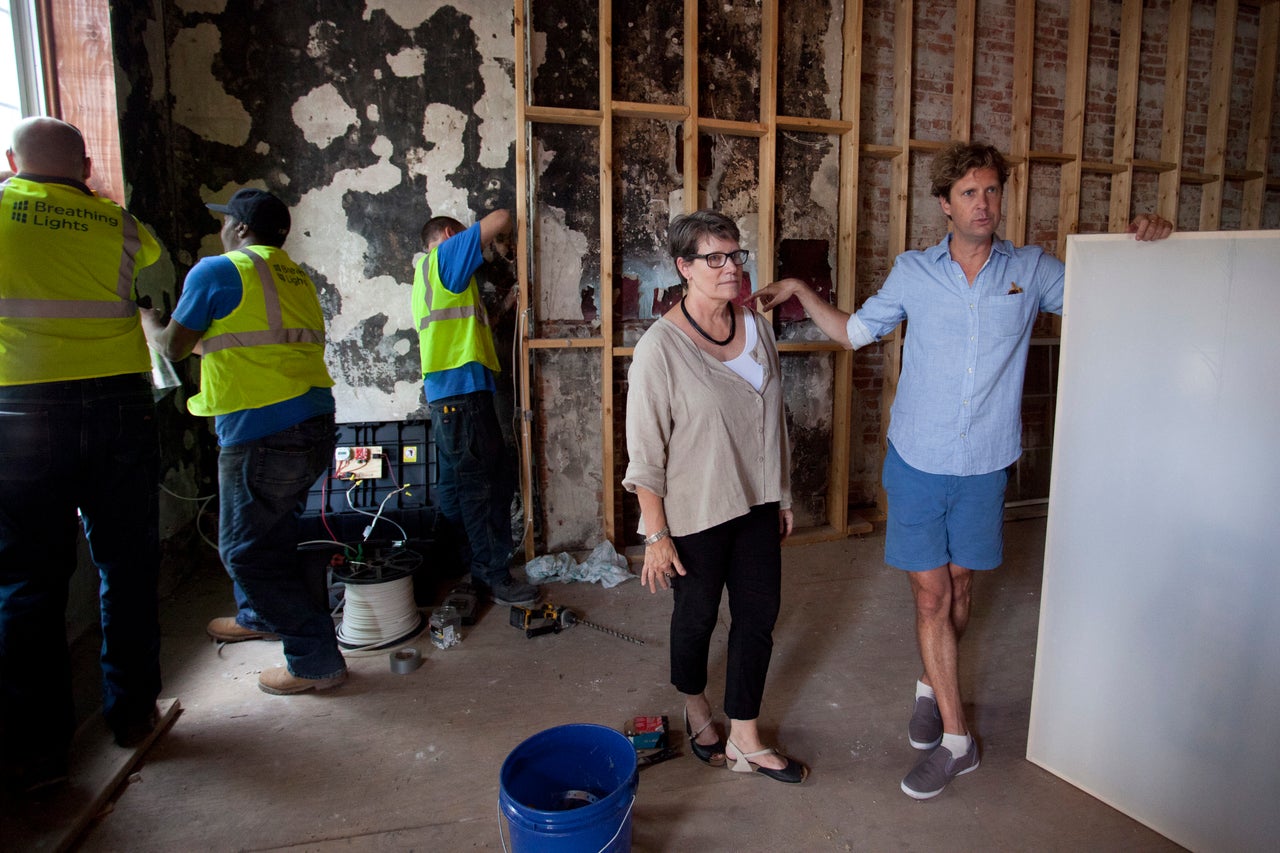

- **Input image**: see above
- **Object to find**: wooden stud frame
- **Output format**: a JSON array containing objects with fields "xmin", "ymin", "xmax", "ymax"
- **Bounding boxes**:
[
  {"xmin": 515, "ymin": 0, "xmax": 866, "ymax": 554},
  {"xmin": 515, "ymin": 1, "xmax": 1280, "ymax": 554}
]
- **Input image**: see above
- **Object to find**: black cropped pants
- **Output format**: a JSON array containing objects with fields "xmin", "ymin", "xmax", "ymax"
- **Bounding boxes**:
[{"xmin": 668, "ymin": 502, "xmax": 782, "ymax": 720}]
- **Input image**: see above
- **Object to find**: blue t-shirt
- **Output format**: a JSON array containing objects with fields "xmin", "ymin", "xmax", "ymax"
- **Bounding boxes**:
[
  {"xmin": 174, "ymin": 253, "xmax": 335, "ymax": 446},
  {"xmin": 848, "ymin": 234, "xmax": 1065, "ymax": 477},
  {"xmin": 421, "ymin": 222, "xmax": 497, "ymax": 403}
]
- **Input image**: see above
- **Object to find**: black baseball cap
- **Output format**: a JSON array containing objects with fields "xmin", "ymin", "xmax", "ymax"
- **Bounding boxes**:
[{"xmin": 207, "ymin": 188, "xmax": 290, "ymax": 241}]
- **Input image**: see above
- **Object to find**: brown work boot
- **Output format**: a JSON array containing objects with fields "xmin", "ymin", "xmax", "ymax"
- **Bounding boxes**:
[
  {"xmin": 257, "ymin": 666, "xmax": 347, "ymax": 695},
  {"xmin": 206, "ymin": 616, "xmax": 279, "ymax": 643}
]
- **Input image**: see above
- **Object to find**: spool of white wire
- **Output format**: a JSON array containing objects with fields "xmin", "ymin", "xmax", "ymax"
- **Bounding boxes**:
[{"xmin": 336, "ymin": 574, "xmax": 425, "ymax": 651}]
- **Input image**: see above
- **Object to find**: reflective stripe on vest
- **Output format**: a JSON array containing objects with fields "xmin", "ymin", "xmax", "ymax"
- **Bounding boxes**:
[
  {"xmin": 416, "ymin": 304, "xmax": 483, "ymax": 329},
  {"xmin": 200, "ymin": 248, "xmax": 326, "ymax": 354},
  {"xmin": 185, "ymin": 245, "xmax": 332, "ymax": 417},
  {"xmin": 413, "ymin": 260, "xmax": 489, "ymax": 330},
  {"xmin": 0, "ymin": 183, "xmax": 141, "ymax": 319}
]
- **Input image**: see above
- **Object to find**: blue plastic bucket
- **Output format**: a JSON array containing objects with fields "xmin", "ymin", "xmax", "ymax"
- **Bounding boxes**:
[{"xmin": 499, "ymin": 723, "xmax": 639, "ymax": 853}]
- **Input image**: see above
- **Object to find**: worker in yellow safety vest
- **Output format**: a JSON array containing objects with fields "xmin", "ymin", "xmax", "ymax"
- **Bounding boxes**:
[
  {"xmin": 146, "ymin": 188, "xmax": 346, "ymax": 697},
  {"xmin": 411, "ymin": 209, "xmax": 539, "ymax": 608},
  {"xmin": 0, "ymin": 117, "xmax": 163, "ymax": 796}
]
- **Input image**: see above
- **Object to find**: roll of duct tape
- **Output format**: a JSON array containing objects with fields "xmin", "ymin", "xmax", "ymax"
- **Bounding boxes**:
[{"xmin": 390, "ymin": 646, "xmax": 422, "ymax": 674}]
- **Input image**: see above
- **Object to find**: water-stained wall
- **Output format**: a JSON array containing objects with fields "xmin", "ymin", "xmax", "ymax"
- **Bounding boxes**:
[{"xmin": 114, "ymin": 0, "xmax": 518, "ymax": 429}]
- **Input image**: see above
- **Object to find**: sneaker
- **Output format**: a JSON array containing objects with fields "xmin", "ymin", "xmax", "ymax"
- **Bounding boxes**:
[
  {"xmin": 908, "ymin": 695, "xmax": 943, "ymax": 750},
  {"xmin": 258, "ymin": 667, "xmax": 347, "ymax": 695},
  {"xmin": 489, "ymin": 577, "xmax": 540, "ymax": 607},
  {"xmin": 207, "ymin": 616, "xmax": 279, "ymax": 643},
  {"xmin": 900, "ymin": 739, "xmax": 980, "ymax": 800}
]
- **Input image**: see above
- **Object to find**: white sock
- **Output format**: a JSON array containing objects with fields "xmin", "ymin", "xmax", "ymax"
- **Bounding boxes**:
[
  {"xmin": 915, "ymin": 680, "xmax": 935, "ymax": 700},
  {"xmin": 942, "ymin": 732, "xmax": 971, "ymax": 756}
]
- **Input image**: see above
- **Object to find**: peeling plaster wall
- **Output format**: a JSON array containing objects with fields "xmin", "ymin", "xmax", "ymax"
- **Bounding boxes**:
[{"xmin": 114, "ymin": 0, "xmax": 518, "ymax": 434}]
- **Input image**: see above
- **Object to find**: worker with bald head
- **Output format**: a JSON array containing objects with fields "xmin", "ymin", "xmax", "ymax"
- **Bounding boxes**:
[{"xmin": 0, "ymin": 117, "xmax": 164, "ymax": 796}]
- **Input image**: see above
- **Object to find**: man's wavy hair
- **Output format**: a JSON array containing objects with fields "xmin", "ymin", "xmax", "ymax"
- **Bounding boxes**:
[{"xmin": 929, "ymin": 142, "xmax": 1009, "ymax": 199}]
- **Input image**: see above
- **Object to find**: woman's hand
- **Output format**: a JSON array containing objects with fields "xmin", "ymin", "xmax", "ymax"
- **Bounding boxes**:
[
  {"xmin": 779, "ymin": 508, "xmax": 794, "ymax": 542},
  {"xmin": 641, "ymin": 535, "xmax": 685, "ymax": 593}
]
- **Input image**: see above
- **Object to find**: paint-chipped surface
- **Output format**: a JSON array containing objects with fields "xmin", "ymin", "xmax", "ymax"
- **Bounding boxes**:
[
  {"xmin": 533, "ymin": 350, "xmax": 604, "ymax": 552},
  {"xmin": 531, "ymin": 123, "xmax": 600, "ymax": 334},
  {"xmin": 170, "ymin": 23, "xmax": 251, "ymax": 146},
  {"xmin": 118, "ymin": 0, "xmax": 837, "ymax": 552},
  {"xmin": 117, "ymin": 2, "xmax": 517, "ymax": 430}
]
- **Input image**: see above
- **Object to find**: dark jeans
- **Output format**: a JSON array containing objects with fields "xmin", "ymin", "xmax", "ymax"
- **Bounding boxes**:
[
  {"xmin": 669, "ymin": 503, "xmax": 782, "ymax": 720},
  {"xmin": 218, "ymin": 415, "xmax": 345, "ymax": 679},
  {"xmin": 0, "ymin": 374, "xmax": 161, "ymax": 771},
  {"xmin": 428, "ymin": 392, "xmax": 516, "ymax": 588}
]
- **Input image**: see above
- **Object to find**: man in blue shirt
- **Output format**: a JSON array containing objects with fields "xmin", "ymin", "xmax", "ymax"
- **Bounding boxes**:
[
  {"xmin": 754, "ymin": 142, "xmax": 1172, "ymax": 800},
  {"xmin": 146, "ymin": 189, "xmax": 346, "ymax": 696},
  {"xmin": 412, "ymin": 210, "xmax": 538, "ymax": 608}
]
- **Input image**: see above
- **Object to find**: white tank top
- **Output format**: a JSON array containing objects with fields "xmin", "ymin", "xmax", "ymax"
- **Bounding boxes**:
[{"xmin": 722, "ymin": 308, "xmax": 764, "ymax": 391}]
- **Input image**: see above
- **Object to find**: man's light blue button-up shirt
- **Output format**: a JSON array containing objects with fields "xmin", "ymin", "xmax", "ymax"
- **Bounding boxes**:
[{"xmin": 847, "ymin": 234, "xmax": 1064, "ymax": 476}]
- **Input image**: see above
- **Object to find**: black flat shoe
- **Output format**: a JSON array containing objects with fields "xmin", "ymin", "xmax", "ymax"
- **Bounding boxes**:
[
  {"xmin": 684, "ymin": 705, "xmax": 726, "ymax": 766},
  {"xmin": 725, "ymin": 739, "xmax": 808, "ymax": 784}
]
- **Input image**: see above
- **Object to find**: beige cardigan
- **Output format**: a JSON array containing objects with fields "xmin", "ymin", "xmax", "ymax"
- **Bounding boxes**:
[{"xmin": 622, "ymin": 308, "xmax": 792, "ymax": 537}]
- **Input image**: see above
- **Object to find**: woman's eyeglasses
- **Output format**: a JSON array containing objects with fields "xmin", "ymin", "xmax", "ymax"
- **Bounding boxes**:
[{"xmin": 686, "ymin": 249, "xmax": 749, "ymax": 268}]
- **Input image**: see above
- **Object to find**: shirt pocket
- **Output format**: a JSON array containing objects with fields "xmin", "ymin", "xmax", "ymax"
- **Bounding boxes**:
[{"xmin": 984, "ymin": 294, "xmax": 1030, "ymax": 338}]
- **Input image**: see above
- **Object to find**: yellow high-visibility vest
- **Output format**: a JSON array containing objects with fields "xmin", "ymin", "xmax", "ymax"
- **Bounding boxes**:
[
  {"xmin": 186, "ymin": 245, "xmax": 333, "ymax": 416},
  {"xmin": 0, "ymin": 176, "xmax": 159, "ymax": 385},
  {"xmin": 411, "ymin": 248, "xmax": 500, "ymax": 376}
]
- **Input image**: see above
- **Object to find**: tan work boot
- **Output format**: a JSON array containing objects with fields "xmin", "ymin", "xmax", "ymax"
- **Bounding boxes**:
[
  {"xmin": 257, "ymin": 666, "xmax": 347, "ymax": 695},
  {"xmin": 206, "ymin": 616, "xmax": 278, "ymax": 643}
]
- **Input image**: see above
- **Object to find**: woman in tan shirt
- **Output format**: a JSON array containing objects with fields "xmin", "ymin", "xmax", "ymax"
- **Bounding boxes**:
[{"xmin": 623, "ymin": 210, "xmax": 807, "ymax": 784}]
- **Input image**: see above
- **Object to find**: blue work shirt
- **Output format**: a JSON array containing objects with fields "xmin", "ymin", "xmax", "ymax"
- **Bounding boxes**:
[
  {"xmin": 420, "ymin": 222, "xmax": 497, "ymax": 403},
  {"xmin": 847, "ymin": 234, "xmax": 1064, "ymax": 476}
]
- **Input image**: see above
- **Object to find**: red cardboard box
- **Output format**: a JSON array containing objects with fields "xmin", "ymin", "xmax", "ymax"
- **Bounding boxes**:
[{"xmin": 624, "ymin": 715, "xmax": 668, "ymax": 750}]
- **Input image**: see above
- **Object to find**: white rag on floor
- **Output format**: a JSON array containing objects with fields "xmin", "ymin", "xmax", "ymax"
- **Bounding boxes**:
[{"xmin": 522, "ymin": 540, "xmax": 635, "ymax": 588}]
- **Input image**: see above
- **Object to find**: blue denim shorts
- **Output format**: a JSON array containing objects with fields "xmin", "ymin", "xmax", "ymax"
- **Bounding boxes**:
[{"xmin": 882, "ymin": 442, "xmax": 1008, "ymax": 572}]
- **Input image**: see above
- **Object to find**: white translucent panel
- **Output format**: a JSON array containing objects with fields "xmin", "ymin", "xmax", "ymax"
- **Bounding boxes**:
[{"xmin": 1029, "ymin": 232, "xmax": 1280, "ymax": 853}]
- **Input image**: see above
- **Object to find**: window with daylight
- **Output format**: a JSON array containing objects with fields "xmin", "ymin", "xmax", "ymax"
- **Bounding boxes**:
[{"xmin": 1, "ymin": 0, "xmax": 46, "ymax": 152}]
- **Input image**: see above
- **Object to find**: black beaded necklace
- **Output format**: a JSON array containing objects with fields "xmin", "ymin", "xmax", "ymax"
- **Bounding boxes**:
[{"xmin": 680, "ymin": 297, "xmax": 735, "ymax": 347}]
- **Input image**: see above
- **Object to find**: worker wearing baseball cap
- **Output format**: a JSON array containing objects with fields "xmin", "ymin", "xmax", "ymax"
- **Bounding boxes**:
[{"xmin": 145, "ymin": 187, "xmax": 345, "ymax": 696}]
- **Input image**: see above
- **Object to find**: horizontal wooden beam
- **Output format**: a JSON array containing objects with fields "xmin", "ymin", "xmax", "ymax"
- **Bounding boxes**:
[
  {"xmin": 610, "ymin": 101, "xmax": 688, "ymax": 121},
  {"xmin": 1080, "ymin": 161, "xmax": 1129, "ymax": 175},
  {"xmin": 523, "ymin": 105, "xmax": 603, "ymax": 126},
  {"xmin": 1131, "ymin": 159, "xmax": 1180, "ymax": 173},
  {"xmin": 908, "ymin": 138, "xmax": 951, "ymax": 152},
  {"xmin": 1224, "ymin": 169, "xmax": 1267, "ymax": 182},
  {"xmin": 527, "ymin": 337, "xmax": 606, "ymax": 349},
  {"xmin": 775, "ymin": 115, "xmax": 854, "ymax": 134},
  {"xmin": 698, "ymin": 117, "xmax": 768, "ymax": 137},
  {"xmin": 1179, "ymin": 170, "xmax": 1219, "ymax": 185}
]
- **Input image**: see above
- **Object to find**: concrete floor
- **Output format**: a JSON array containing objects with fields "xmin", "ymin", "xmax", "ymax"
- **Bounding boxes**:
[{"xmin": 70, "ymin": 517, "xmax": 1182, "ymax": 851}]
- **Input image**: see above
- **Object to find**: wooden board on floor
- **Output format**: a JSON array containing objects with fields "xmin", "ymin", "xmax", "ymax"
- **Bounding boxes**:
[{"xmin": 0, "ymin": 697, "xmax": 179, "ymax": 852}]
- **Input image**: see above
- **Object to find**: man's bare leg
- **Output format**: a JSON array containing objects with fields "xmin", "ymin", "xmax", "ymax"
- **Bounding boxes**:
[{"xmin": 910, "ymin": 563, "xmax": 972, "ymax": 736}]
